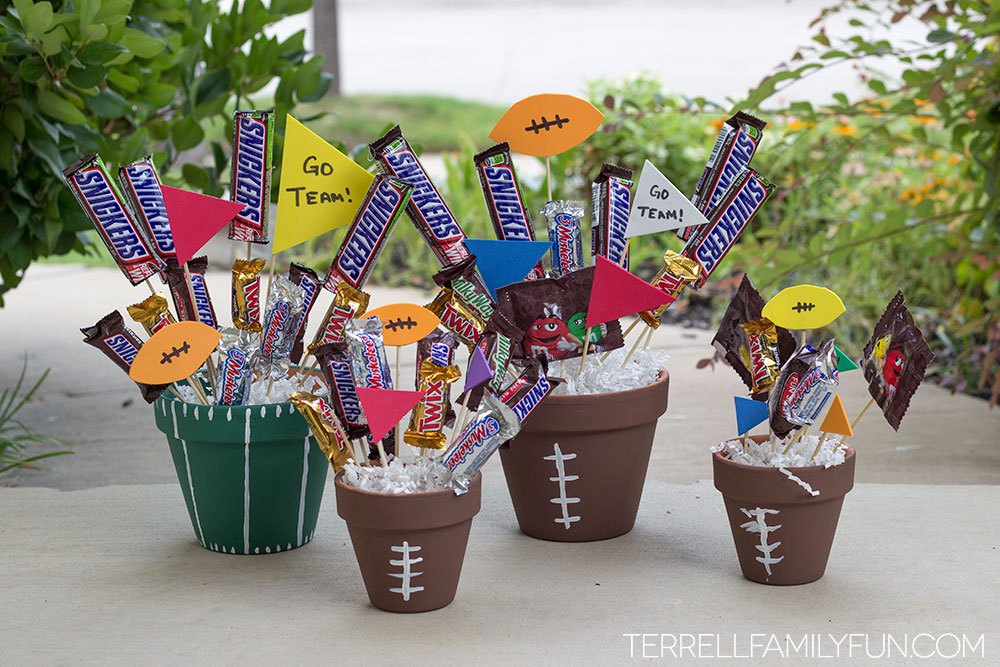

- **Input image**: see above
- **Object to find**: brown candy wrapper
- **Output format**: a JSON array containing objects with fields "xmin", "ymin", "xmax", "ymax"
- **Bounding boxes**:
[
  {"xmin": 231, "ymin": 258, "xmax": 265, "ymax": 333},
  {"xmin": 164, "ymin": 256, "xmax": 218, "ymax": 328},
  {"xmin": 289, "ymin": 391, "xmax": 356, "ymax": 472},
  {"xmin": 712, "ymin": 275, "xmax": 797, "ymax": 400},
  {"xmin": 495, "ymin": 265, "xmax": 624, "ymax": 362},
  {"xmin": 638, "ymin": 251, "xmax": 702, "ymax": 329},
  {"xmin": 126, "ymin": 293, "xmax": 175, "ymax": 336},
  {"xmin": 404, "ymin": 360, "xmax": 462, "ymax": 450},
  {"xmin": 433, "ymin": 256, "xmax": 496, "ymax": 322},
  {"xmin": 861, "ymin": 291, "xmax": 934, "ymax": 431},
  {"xmin": 288, "ymin": 263, "xmax": 322, "ymax": 364},
  {"xmin": 81, "ymin": 310, "xmax": 168, "ymax": 403}
]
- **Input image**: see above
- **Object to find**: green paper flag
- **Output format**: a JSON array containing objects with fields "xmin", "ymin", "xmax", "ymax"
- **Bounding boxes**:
[{"xmin": 835, "ymin": 345, "xmax": 860, "ymax": 372}]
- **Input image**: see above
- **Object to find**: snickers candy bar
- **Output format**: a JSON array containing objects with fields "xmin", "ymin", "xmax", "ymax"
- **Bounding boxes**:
[
  {"xmin": 229, "ymin": 109, "xmax": 274, "ymax": 244},
  {"xmin": 314, "ymin": 342, "xmax": 367, "ymax": 438},
  {"xmin": 497, "ymin": 360, "xmax": 554, "ymax": 424},
  {"xmin": 474, "ymin": 142, "xmax": 545, "ymax": 280},
  {"xmin": 591, "ymin": 163, "xmax": 633, "ymax": 270},
  {"xmin": 117, "ymin": 155, "xmax": 176, "ymax": 263},
  {"xmin": 322, "ymin": 174, "xmax": 412, "ymax": 292},
  {"xmin": 288, "ymin": 263, "xmax": 322, "ymax": 364},
  {"xmin": 63, "ymin": 153, "xmax": 162, "ymax": 285},
  {"xmin": 163, "ymin": 256, "xmax": 219, "ymax": 328},
  {"xmin": 81, "ymin": 310, "xmax": 168, "ymax": 403}
]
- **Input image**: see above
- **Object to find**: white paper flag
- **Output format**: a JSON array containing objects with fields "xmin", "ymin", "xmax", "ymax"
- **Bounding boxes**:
[{"xmin": 624, "ymin": 160, "xmax": 708, "ymax": 237}]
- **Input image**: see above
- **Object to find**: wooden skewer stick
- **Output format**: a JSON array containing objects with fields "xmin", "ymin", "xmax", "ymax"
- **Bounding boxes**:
[
  {"xmin": 395, "ymin": 346, "xmax": 404, "ymax": 457},
  {"xmin": 246, "ymin": 241, "xmax": 252, "ymax": 262},
  {"xmin": 850, "ymin": 397, "xmax": 876, "ymax": 430},
  {"xmin": 545, "ymin": 156, "xmax": 552, "ymax": 201},
  {"xmin": 375, "ymin": 440, "xmax": 389, "ymax": 467},
  {"xmin": 450, "ymin": 394, "xmax": 470, "ymax": 447},
  {"xmin": 182, "ymin": 262, "xmax": 218, "ymax": 392},
  {"xmin": 602, "ymin": 318, "xmax": 641, "ymax": 362},
  {"xmin": 186, "ymin": 374, "xmax": 209, "ymax": 405},
  {"xmin": 620, "ymin": 325, "xmax": 651, "ymax": 369},
  {"xmin": 810, "ymin": 431, "xmax": 830, "ymax": 460},
  {"xmin": 769, "ymin": 432, "xmax": 778, "ymax": 453},
  {"xmin": 144, "ymin": 278, "xmax": 157, "ymax": 296},
  {"xmin": 578, "ymin": 326, "xmax": 593, "ymax": 375},
  {"xmin": 782, "ymin": 425, "xmax": 810, "ymax": 455}
]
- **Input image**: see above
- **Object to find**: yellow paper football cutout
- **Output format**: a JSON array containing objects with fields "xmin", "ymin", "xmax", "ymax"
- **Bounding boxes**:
[
  {"xmin": 490, "ymin": 94, "xmax": 604, "ymax": 157},
  {"xmin": 365, "ymin": 303, "xmax": 440, "ymax": 347},
  {"xmin": 129, "ymin": 321, "xmax": 221, "ymax": 384},
  {"xmin": 762, "ymin": 285, "xmax": 846, "ymax": 330}
]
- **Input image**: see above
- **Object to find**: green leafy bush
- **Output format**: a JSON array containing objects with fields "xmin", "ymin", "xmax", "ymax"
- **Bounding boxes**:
[
  {"xmin": 0, "ymin": 0, "xmax": 328, "ymax": 305},
  {"xmin": 1, "ymin": 357, "xmax": 70, "ymax": 476}
]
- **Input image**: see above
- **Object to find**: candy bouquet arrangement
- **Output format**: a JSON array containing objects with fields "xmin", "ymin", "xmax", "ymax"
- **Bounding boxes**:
[{"xmin": 708, "ymin": 276, "xmax": 933, "ymax": 584}]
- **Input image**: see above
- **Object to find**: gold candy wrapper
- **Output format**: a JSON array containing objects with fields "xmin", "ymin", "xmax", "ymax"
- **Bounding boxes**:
[
  {"xmin": 638, "ymin": 251, "xmax": 702, "ymax": 328},
  {"xmin": 289, "ymin": 391, "xmax": 355, "ymax": 472},
  {"xmin": 126, "ymin": 293, "xmax": 176, "ymax": 336},
  {"xmin": 739, "ymin": 318, "xmax": 781, "ymax": 395},
  {"xmin": 404, "ymin": 360, "xmax": 462, "ymax": 450},
  {"xmin": 308, "ymin": 281, "xmax": 371, "ymax": 353},
  {"xmin": 231, "ymin": 258, "xmax": 265, "ymax": 333},
  {"xmin": 425, "ymin": 288, "xmax": 485, "ymax": 349}
]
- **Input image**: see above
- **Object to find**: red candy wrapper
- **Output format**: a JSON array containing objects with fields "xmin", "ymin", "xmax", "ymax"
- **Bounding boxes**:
[{"xmin": 860, "ymin": 291, "xmax": 934, "ymax": 430}]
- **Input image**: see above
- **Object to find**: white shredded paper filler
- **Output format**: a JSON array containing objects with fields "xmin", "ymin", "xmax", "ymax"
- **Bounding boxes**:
[
  {"xmin": 173, "ymin": 372, "xmax": 325, "ymax": 406},
  {"xmin": 551, "ymin": 347, "xmax": 667, "ymax": 396},
  {"xmin": 712, "ymin": 433, "xmax": 848, "ymax": 469},
  {"xmin": 341, "ymin": 455, "xmax": 451, "ymax": 495}
]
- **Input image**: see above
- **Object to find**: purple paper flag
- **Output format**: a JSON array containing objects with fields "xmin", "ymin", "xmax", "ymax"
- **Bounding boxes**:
[{"xmin": 462, "ymin": 347, "xmax": 494, "ymax": 395}]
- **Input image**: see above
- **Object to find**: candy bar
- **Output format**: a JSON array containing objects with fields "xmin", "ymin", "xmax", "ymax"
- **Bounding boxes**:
[
  {"xmin": 442, "ymin": 392, "xmax": 521, "ymax": 494},
  {"xmin": 257, "ymin": 274, "xmax": 304, "ymax": 379},
  {"xmin": 474, "ymin": 142, "xmax": 545, "ymax": 280},
  {"xmin": 433, "ymin": 256, "xmax": 495, "ymax": 323},
  {"xmin": 591, "ymin": 163, "xmax": 633, "ymax": 269},
  {"xmin": 229, "ymin": 109, "xmax": 274, "ymax": 243},
  {"xmin": 637, "ymin": 251, "xmax": 702, "ymax": 329},
  {"xmin": 497, "ymin": 360, "xmax": 553, "ymax": 424},
  {"xmin": 404, "ymin": 360, "xmax": 462, "ymax": 450},
  {"xmin": 683, "ymin": 169, "xmax": 774, "ymax": 289},
  {"xmin": 679, "ymin": 111, "xmax": 766, "ymax": 240},
  {"xmin": 768, "ymin": 339, "xmax": 839, "ymax": 437},
  {"xmin": 164, "ymin": 256, "xmax": 219, "ymax": 328},
  {"xmin": 126, "ymin": 293, "xmax": 176, "ymax": 336},
  {"xmin": 314, "ymin": 342, "xmax": 367, "ymax": 438},
  {"xmin": 117, "ymin": 155, "xmax": 176, "ymax": 263},
  {"xmin": 288, "ymin": 263, "xmax": 322, "ymax": 364},
  {"xmin": 860, "ymin": 291, "xmax": 934, "ymax": 430},
  {"xmin": 343, "ymin": 316, "xmax": 394, "ymax": 391},
  {"xmin": 81, "ymin": 311, "xmax": 167, "ymax": 403},
  {"xmin": 416, "ymin": 329, "xmax": 458, "ymax": 370},
  {"xmin": 63, "ymin": 153, "xmax": 161, "ymax": 285},
  {"xmin": 541, "ymin": 200, "xmax": 585, "ymax": 278},
  {"xmin": 425, "ymin": 288, "xmax": 485, "ymax": 349},
  {"xmin": 231, "ymin": 258, "xmax": 265, "ymax": 333},
  {"xmin": 215, "ymin": 328, "xmax": 255, "ymax": 406},
  {"xmin": 711, "ymin": 275, "xmax": 797, "ymax": 399},
  {"xmin": 371, "ymin": 125, "xmax": 472, "ymax": 269},
  {"xmin": 322, "ymin": 175, "xmax": 412, "ymax": 292},
  {"xmin": 289, "ymin": 391, "xmax": 355, "ymax": 471},
  {"xmin": 308, "ymin": 281, "xmax": 371, "ymax": 353}
]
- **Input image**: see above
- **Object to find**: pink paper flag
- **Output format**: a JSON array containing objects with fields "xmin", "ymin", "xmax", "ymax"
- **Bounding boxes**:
[
  {"xmin": 162, "ymin": 185, "xmax": 245, "ymax": 266},
  {"xmin": 356, "ymin": 387, "xmax": 425, "ymax": 443},
  {"xmin": 586, "ymin": 255, "xmax": 676, "ymax": 327}
]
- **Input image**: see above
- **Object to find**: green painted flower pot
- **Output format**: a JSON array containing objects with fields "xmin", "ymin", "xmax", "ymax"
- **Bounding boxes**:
[{"xmin": 153, "ymin": 396, "xmax": 328, "ymax": 555}]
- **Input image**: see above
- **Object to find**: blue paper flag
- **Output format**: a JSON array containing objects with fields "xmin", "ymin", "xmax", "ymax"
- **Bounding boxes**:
[
  {"xmin": 734, "ymin": 396, "xmax": 769, "ymax": 436},
  {"xmin": 462, "ymin": 347, "xmax": 493, "ymax": 395},
  {"xmin": 463, "ymin": 238, "xmax": 550, "ymax": 299}
]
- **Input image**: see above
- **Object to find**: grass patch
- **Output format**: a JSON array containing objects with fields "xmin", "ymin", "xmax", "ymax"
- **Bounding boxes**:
[{"xmin": 299, "ymin": 94, "xmax": 505, "ymax": 153}]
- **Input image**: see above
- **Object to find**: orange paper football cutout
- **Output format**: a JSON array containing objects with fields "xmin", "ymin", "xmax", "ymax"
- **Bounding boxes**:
[
  {"xmin": 490, "ymin": 94, "xmax": 604, "ymax": 157},
  {"xmin": 365, "ymin": 303, "xmax": 440, "ymax": 347},
  {"xmin": 129, "ymin": 321, "xmax": 221, "ymax": 384}
]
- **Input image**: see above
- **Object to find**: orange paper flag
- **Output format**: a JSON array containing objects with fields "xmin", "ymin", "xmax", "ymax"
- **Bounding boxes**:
[{"xmin": 819, "ymin": 395, "xmax": 853, "ymax": 437}]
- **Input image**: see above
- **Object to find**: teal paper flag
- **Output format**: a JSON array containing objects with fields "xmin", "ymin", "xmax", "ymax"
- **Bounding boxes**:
[
  {"xmin": 835, "ymin": 345, "xmax": 860, "ymax": 372},
  {"xmin": 734, "ymin": 396, "xmax": 769, "ymax": 436},
  {"xmin": 463, "ymin": 238, "xmax": 550, "ymax": 300}
]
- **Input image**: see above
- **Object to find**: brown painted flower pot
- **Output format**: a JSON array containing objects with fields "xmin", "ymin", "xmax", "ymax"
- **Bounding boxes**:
[
  {"xmin": 713, "ymin": 437, "xmax": 856, "ymax": 585},
  {"xmin": 335, "ymin": 472, "xmax": 482, "ymax": 613},
  {"xmin": 500, "ymin": 371, "xmax": 669, "ymax": 542}
]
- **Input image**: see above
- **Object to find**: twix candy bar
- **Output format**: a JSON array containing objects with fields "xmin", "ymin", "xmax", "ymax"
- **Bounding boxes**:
[{"xmin": 231, "ymin": 258, "xmax": 264, "ymax": 332}]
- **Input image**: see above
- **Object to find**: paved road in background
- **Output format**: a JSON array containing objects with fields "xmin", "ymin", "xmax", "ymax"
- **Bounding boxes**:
[{"xmin": 1, "ymin": 265, "xmax": 997, "ymax": 490}]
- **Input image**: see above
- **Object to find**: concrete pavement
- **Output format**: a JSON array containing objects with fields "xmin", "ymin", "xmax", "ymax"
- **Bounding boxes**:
[{"xmin": 1, "ymin": 264, "xmax": 997, "ymax": 489}]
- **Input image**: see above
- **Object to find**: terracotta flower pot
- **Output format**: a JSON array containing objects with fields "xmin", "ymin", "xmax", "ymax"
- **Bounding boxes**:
[
  {"xmin": 335, "ymin": 472, "xmax": 482, "ymax": 613},
  {"xmin": 713, "ymin": 436, "xmax": 856, "ymax": 585},
  {"xmin": 499, "ymin": 371, "xmax": 669, "ymax": 542},
  {"xmin": 153, "ymin": 394, "xmax": 328, "ymax": 555}
]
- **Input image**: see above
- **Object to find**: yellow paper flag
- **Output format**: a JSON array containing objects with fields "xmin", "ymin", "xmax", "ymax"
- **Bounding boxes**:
[
  {"xmin": 819, "ymin": 395, "xmax": 853, "ymax": 437},
  {"xmin": 273, "ymin": 115, "xmax": 374, "ymax": 254}
]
